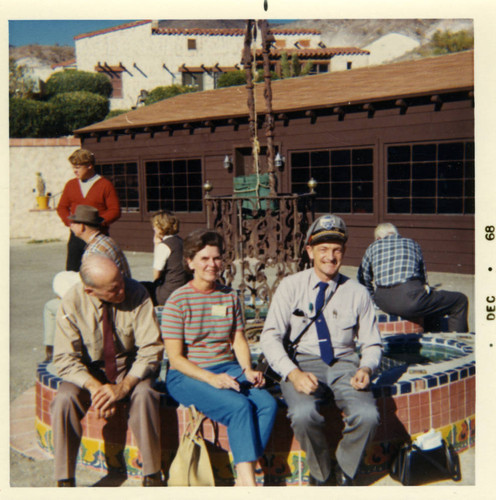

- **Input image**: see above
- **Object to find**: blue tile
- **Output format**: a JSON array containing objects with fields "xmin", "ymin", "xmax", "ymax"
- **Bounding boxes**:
[
  {"xmin": 449, "ymin": 371, "xmax": 459, "ymax": 382},
  {"xmin": 438, "ymin": 374, "xmax": 448, "ymax": 385},
  {"xmin": 50, "ymin": 377, "xmax": 59, "ymax": 389},
  {"xmin": 469, "ymin": 366, "xmax": 475, "ymax": 376},
  {"xmin": 435, "ymin": 338, "xmax": 444, "ymax": 344},
  {"xmin": 460, "ymin": 369, "xmax": 468, "ymax": 379},
  {"xmin": 399, "ymin": 382, "xmax": 412, "ymax": 394},
  {"xmin": 426, "ymin": 376, "xmax": 438, "ymax": 388},
  {"xmin": 377, "ymin": 314, "xmax": 388, "ymax": 323}
]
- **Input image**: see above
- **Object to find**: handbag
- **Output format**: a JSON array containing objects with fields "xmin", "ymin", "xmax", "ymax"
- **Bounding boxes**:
[
  {"xmin": 390, "ymin": 439, "xmax": 461, "ymax": 485},
  {"xmin": 256, "ymin": 277, "xmax": 342, "ymax": 384},
  {"xmin": 167, "ymin": 406, "xmax": 216, "ymax": 486}
]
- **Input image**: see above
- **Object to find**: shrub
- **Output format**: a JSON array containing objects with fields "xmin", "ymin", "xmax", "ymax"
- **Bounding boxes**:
[
  {"xmin": 144, "ymin": 84, "xmax": 197, "ymax": 105},
  {"xmin": 105, "ymin": 109, "xmax": 131, "ymax": 120},
  {"xmin": 431, "ymin": 30, "xmax": 474, "ymax": 54},
  {"xmin": 49, "ymin": 91, "xmax": 109, "ymax": 134},
  {"xmin": 9, "ymin": 97, "xmax": 62, "ymax": 137},
  {"xmin": 216, "ymin": 70, "xmax": 247, "ymax": 88},
  {"xmin": 44, "ymin": 70, "xmax": 113, "ymax": 99}
]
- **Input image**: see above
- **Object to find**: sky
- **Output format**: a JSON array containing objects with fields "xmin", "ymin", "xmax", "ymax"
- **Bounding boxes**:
[{"xmin": 9, "ymin": 20, "xmax": 137, "ymax": 47}]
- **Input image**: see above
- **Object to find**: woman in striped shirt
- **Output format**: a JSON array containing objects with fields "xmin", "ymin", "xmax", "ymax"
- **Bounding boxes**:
[{"xmin": 161, "ymin": 229, "xmax": 277, "ymax": 486}]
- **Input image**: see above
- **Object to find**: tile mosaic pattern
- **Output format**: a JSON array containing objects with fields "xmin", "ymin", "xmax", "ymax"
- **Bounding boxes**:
[{"xmin": 36, "ymin": 325, "xmax": 475, "ymax": 483}]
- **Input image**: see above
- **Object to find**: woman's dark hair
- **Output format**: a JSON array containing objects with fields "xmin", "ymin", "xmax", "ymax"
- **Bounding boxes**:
[{"xmin": 183, "ymin": 229, "xmax": 224, "ymax": 271}]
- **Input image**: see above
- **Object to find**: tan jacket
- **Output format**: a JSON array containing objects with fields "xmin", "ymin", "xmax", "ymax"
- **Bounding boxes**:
[{"xmin": 53, "ymin": 278, "xmax": 164, "ymax": 388}]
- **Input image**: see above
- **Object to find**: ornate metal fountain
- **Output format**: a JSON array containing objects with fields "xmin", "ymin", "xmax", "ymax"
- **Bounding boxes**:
[{"xmin": 204, "ymin": 20, "xmax": 316, "ymax": 335}]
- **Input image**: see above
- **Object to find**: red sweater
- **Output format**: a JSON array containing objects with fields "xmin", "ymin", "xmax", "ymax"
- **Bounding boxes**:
[{"xmin": 57, "ymin": 177, "xmax": 121, "ymax": 228}]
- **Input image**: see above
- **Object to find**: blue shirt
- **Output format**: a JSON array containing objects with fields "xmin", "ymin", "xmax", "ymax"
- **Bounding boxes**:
[{"xmin": 357, "ymin": 234, "xmax": 427, "ymax": 295}]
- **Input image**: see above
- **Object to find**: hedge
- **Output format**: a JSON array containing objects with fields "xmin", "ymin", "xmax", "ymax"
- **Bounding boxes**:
[
  {"xmin": 9, "ymin": 98, "xmax": 63, "ymax": 138},
  {"xmin": 44, "ymin": 70, "xmax": 113, "ymax": 99}
]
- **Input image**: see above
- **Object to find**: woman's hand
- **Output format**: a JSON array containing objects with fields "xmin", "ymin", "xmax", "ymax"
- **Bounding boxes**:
[
  {"xmin": 208, "ymin": 372, "xmax": 241, "ymax": 392},
  {"xmin": 244, "ymin": 368, "xmax": 265, "ymax": 388}
]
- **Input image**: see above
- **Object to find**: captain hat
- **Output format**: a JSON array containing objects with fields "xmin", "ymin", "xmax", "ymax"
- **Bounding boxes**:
[{"xmin": 305, "ymin": 214, "xmax": 348, "ymax": 246}]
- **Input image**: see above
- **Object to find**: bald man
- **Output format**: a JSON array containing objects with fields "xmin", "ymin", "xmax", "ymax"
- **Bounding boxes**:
[{"xmin": 51, "ymin": 255, "xmax": 164, "ymax": 487}]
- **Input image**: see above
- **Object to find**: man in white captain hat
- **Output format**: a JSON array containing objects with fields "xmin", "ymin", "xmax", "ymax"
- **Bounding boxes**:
[{"xmin": 260, "ymin": 214, "xmax": 382, "ymax": 486}]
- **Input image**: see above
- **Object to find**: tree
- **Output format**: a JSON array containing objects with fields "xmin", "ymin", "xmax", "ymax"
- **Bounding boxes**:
[
  {"xmin": 44, "ymin": 70, "xmax": 113, "ymax": 99},
  {"xmin": 9, "ymin": 58, "xmax": 36, "ymax": 98},
  {"xmin": 144, "ymin": 84, "xmax": 197, "ymax": 105}
]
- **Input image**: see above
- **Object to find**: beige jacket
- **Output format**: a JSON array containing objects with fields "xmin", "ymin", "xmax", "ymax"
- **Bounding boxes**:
[{"xmin": 53, "ymin": 278, "xmax": 164, "ymax": 388}]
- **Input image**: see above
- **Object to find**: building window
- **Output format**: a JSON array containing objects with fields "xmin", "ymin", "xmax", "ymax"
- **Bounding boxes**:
[
  {"xmin": 291, "ymin": 148, "xmax": 374, "ymax": 213},
  {"xmin": 94, "ymin": 162, "xmax": 139, "ymax": 213},
  {"xmin": 308, "ymin": 63, "xmax": 329, "ymax": 75},
  {"xmin": 145, "ymin": 158, "xmax": 203, "ymax": 213},
  {"xmin": 346, "ymin": 61, "xmax": 352, "ymax": 70},
  {"xmin": 187, "ymin": 38, "xmax": 197, "ymax": 50},
  {"xmin": 387, "ymin": 141, "xmax": 474, "ymax": 214},
  {"xmin": 182, "ymin": 72, "xmax": 203, "ymax": 90}
]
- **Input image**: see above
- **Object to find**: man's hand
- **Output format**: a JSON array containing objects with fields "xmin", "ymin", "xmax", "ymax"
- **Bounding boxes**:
[
  {"xmin": 85, "ymin": 376, "xmax": 138, "ymax": 419},
  {"xmin": 288, "ymin": 368, "xmax": 319, "ymax": 395},
  {"xmin": 350, "ymin": 367, "xmax": 372, "ymax": 390},
  {"xmin": 92, "ymin": 382, "xmax": 127, "ymax": 407}
]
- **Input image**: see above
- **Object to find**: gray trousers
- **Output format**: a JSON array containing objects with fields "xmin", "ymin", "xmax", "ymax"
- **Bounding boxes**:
[
  {"xmin": 51, "ymin": 377, "xmax": 161, "ymax": 481},
  {"xmin": 374, "ymin": 279, "xmax": 469, "ymax": 332},
  {"xmin": 280, "ymin": 352, "xmax": 379, "ymax": 481}
]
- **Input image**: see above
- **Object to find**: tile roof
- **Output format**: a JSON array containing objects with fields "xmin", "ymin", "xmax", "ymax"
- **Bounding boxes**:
[
  {"xmin": 255, "ymin": 47, "xmax": 370, "ymax": 58},
  {"xmin": 151, "ymin": 27, "xmax": 321, "ymax": 37},
  {"xmin": 76, "ymin": 51, "xmax": 474, "ymax": 134},
  {"xmin": 74, "ymin": 20, "xmax": 152, "ymax": 41},
  {"xmin": 51, "ymin": 58, "xmax": 76, "ymax": 69}
]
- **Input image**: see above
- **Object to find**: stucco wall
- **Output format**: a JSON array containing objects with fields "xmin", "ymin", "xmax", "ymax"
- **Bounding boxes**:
[
  {"xmin": 75, "ymin": 23, "xmax": 323, "ymax": 109},
  {"xmin": 10, "ymin": 138, "xmax": 80, "ymax": 241}
]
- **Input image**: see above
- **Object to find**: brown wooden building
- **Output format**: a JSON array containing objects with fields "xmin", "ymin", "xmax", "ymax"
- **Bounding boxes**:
[{"xmin": 75, "ymin": 50, "xmax": 474, "ymax": 274}]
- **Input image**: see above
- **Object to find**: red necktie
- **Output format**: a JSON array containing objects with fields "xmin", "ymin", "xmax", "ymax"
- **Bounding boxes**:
[{"xmin": 102, "ymin": 302, "xmax": 117, "ymax": 383}]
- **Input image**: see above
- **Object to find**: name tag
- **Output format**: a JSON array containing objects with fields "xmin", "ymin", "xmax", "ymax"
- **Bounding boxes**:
[{"xmin": 211, "ymin": 305, "xmax": 227, "ymax": 317}]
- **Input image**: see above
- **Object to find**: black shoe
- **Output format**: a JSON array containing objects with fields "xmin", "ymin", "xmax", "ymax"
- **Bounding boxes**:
[
  {"xmin": 142, "ymin": 471, "xmax": 162, "ymax": 486},
  {"xmin": 308, "ymin": 473, "xmax": 332, "ymax": 486},
  {"xmin": 57, "ymin": 478, "xmax": 75, "ymax": 487},
  {"xmin": 335, "ymin": 464, "xmax": 353, "ymax": 486}
]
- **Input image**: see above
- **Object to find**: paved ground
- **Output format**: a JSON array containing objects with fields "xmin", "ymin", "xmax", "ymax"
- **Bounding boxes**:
[{"xmin": 9, "ymin": 238, "xmax": 475, "ymax": 487}]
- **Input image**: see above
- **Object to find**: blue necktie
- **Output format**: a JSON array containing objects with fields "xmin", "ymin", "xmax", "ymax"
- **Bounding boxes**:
[{"xmin": 315, "ymin": 282, "xmax": 334, "ymax": 364}]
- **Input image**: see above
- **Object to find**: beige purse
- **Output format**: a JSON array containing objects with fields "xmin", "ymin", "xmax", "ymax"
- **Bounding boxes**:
[{"xmin": 167, "ymin": 406, "xmax": 216, "ymax": 486}]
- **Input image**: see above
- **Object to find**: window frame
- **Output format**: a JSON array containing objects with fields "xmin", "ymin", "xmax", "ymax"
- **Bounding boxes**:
[
  {"xmin": 289, "ymin": 145, "xmax": 375, "ymax": 216},
  {"xmin": 385, "ymin": 139, "xmax": 474, "ymax": 216}
]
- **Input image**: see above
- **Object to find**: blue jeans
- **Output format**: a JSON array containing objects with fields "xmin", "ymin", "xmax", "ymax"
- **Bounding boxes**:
[{"xmin": 166, "ymin": 362, "xmax": 277, "ymax": 464}]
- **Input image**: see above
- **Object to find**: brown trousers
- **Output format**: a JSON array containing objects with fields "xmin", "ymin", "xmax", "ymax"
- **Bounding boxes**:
[{"xmin": 50, "ymin": 376, "xmax": 161, "ymax": 481}]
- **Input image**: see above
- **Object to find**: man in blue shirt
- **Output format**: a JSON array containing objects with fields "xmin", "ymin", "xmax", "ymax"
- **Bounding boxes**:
[{"xmin": 357, "ymin": 223, "xmax": 468, "ymax": 332}]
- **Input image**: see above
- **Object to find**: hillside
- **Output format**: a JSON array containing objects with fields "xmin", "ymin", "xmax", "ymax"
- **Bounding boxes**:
[
  {"xmin": 9, "ymin": 43, "xmax": 74, "ymax": 65},
  {"xmin": 9, "ymin": 18, "xmax": 473, "ymax": 73},
  {"xmin": 273, "ymin": 18, "xmax": 473, "ymax": 49}
]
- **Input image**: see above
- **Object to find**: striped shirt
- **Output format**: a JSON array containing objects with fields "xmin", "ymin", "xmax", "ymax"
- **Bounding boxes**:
[
  {"xmin": 161, "ymin": 282, "xmax": 243, "ymax": 368},
  {"xmin": 357, "ymin": 234, "xmax": 427, "ymax": 295},
  {"xmin": 83, "ymin": 233, "xmax": 132, "ymax": 278}
]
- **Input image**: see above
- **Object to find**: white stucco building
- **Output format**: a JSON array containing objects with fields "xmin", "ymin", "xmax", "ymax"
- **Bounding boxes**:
[{"xmin": 74, "ymin": 20, "xmax": 370, "ymax": 109}]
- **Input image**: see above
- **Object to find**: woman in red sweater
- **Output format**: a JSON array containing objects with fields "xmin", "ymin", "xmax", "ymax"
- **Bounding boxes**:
[{"xmin": 57, "ymin": 149, "xmax": 121, "ymax": 271}]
